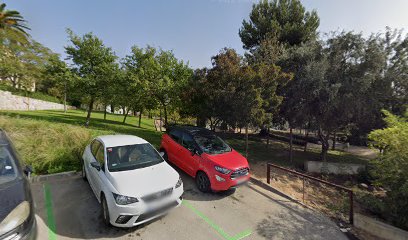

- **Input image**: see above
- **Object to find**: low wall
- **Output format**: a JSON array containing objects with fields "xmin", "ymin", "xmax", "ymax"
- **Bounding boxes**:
[
  {"xmin": 304, "ymin": 161, "xmax": 365, "ymax": 175},
  {"xmin": 0, "ymin": 90, "xmax": 74, "ymax": 111},
  {"xmin": 354, "ymin": 213, "xmax": 408, "ymax": 240}
]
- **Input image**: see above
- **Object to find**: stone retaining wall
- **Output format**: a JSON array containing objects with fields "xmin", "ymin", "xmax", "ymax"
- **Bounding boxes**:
[
  {"xmin": 304, "ymin": 160, "xmax": 365, "ymax": 175},
  {"xmin": 0, "ymin": 90, "xmax": 74, "ymax": 110}
]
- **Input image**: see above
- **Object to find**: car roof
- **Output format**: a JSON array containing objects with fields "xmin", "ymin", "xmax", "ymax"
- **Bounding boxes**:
[
  {"xmin": 96, "ymin": 135, "xmax": 149, "ymax": 148},
  {"xmin": 168, "ymin": 125, "xmax": 214, "ymax": 136}
]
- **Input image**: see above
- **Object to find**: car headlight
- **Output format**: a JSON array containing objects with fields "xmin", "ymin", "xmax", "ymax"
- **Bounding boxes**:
[
  {"xmin": 112, "ymin": 193, "xmax": 139, "ymax": 205},
  {"xmin": 0, "ymin": 201, "xmax": 30, "ymax": 236},
  {"xmin": 214, "ymin": 166, "xmax": 231, "ymax": 175},
  {"xmin": 175, "ymin": 177, "xmax": 183, "ymax": 188}
]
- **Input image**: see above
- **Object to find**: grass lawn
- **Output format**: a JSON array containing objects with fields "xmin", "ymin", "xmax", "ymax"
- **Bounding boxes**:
[
  {"xmin": 0, "ymin": 110, "xmax": 162, "ymax": 174},
  {"xmin": 0, "ymin": 109, "xmax": 368, "ymax": 174}
]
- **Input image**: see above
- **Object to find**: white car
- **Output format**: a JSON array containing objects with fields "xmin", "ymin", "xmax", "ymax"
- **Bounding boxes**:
[{"xmin": 82, "ymin": 135, "xmax": 183, "ymax": 227}]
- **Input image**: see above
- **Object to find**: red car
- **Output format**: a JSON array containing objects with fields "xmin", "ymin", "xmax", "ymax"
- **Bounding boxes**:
[{"xmin": 160, "ymin": 125, "xmax": 250, "ymax": 192}]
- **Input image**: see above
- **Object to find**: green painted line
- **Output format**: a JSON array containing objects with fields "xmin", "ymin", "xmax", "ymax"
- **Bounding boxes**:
[
  {"xmin": 230, "ymin": 229, "xmax": 252, "ymax": 240},
  {"xmin": 44, "ymin": 184, "xmax": 57, "ymax": 240},
  {"xmin": 182, "ymin": 200, "xmax": 252, "ymax": 240}
]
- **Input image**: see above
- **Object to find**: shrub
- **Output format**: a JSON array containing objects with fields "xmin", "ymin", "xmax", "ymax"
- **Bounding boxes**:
[{"xmin": 368, "ymin": 110, "xmax": 408, "ymax": 230}]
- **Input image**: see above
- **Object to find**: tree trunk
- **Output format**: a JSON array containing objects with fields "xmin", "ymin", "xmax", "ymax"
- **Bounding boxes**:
[
  {"xmin": 159, "ymin": 108, "xmax": 162, "ymax": 132},
  {"xmin": 289, "ymin": 127, "xmax": 293, "ymax": 162},
  {"xmin": 111, "ymin": 104, "xmax": 115, "ymax": 113},
  {"xmin": 103, "ymin": 104, "xmax": 107, "ymax": 120},
  {"xmin": 245, "ymin": 124, "xmax": 249, "ymax": 159},
  {"xmin": 63, "ymin": 91, "xmax": 67, "ymax": 113},
  {"xmin": 123, "ymin": 108, "xmax": 130, "ymax": 123},
  {"xmin": 266, "ymin": 127, "xmax": 270, "ymax": 147},
  {"xmin": 85, "ymin": 97, "xmax": 94, "ymax": 127},
  {"xmin": 332, "ymin": 131, "xmax": 337, "ymax": 150},
  {"xmin": 318, "ymin": 127, "xmax": 330, "ymax": 162},
  {"xmin": 163, "ymin": 104, "xmax": 168, "ymax": 127},
  {"xmin": 138, "ymin": 109, "xmax": 143, "ymax": 127},
  {"xmin": 303, "ymin": 128, "xmax": 309, "ymax": 152}
]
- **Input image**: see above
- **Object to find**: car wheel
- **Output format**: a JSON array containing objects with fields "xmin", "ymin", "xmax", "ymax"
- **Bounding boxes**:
[
  {"xmin": 162, "ymin": 150, "xmax": 169, "ymax": 162},
  {"xmin": 196, "ymin": 171, "xmax": 211, "ymax": 193},
  {"xmin": 101, "ymin": 195, "xmax": 111, "ymax": 226},
  {"xmin": 82, "ymin": 162, "xmax": 87, "ymax": 181}
]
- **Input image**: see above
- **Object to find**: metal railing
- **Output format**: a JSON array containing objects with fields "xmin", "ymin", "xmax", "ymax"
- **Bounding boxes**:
[{"xmin": 267, "ymin": 163, "xmax": 354, "ymax": 224}]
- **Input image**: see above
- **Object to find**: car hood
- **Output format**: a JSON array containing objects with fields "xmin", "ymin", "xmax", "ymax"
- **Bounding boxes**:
[
  {"xmin": 107, "ymin": 162, "xmax": 179, "ymax": 198},
  {"xmin": 203, "ymin": 149, "xmax": 249, "ymax": 170},
  {"xmin": 0, "ymin": 177, "xmax": 29, "ymax": 223}
]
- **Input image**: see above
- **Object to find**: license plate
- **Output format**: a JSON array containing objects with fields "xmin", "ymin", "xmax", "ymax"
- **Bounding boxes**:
[{"xmin": 236, "ymin": 178, "xmax": 248, "ymax": 185}]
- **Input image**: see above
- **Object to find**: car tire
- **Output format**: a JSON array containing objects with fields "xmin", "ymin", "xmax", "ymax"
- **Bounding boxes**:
[
  {"xmin": 162, "ymin": 150, "xmax": 169, "ymax": 162},
  {"xmin": 82, "ymin": 162, "xmax": 87, "ymax": 181},
  {"xmin": 196, "ymin": 171, "xmax": 211, "ymax": 193},
  {"xmin": 101, "ymin": 195, "xmax": 111, "ymax": 226}
]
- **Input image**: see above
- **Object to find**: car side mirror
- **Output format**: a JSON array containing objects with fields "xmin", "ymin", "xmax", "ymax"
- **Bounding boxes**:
[
  {"xmin": 159, "ymin": 152, "xmax": 165, "ymax": 157},
  {"xmin": 90, "ymin": 161, "xmax": 101, "ymax": 171},
  {"xmin": 190, "ymin": 148, "xmax": 200, "ymax": 156},
  {"xmin": 23, "ymin": 165, "xmax": 33, "ymax": 177}
]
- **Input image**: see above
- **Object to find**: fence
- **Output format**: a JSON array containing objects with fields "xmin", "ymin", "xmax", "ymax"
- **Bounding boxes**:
[{"xmin": 266, "ymin": 163, "xmax": 354, "ymax": 224}]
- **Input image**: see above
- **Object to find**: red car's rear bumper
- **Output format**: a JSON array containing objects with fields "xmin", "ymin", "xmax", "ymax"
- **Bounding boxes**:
[{"xmin": 209, "ymin": 173, "xmax": 250, "ymax": 191}]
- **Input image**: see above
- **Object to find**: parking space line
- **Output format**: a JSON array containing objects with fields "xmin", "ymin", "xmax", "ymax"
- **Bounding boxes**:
[
  {"xmin": 43, "ymin": 184, "xmax": 57, "ymax": 240},
  {"xmin": 182, "ymin": 200, "xmax": 252, "ymax": 240}
]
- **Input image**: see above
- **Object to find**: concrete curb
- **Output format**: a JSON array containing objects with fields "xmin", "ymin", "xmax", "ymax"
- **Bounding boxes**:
[{"xmin": 31, "ymin": 171, "xmax": 79, "ymax": 183}]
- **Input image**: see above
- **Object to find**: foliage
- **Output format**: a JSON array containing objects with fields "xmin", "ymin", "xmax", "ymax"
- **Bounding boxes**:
[
  {"xmin": 65, "ymin": 29, "xmax": 119, "ymax": 126},
  {"xmin": 183, "ymin": 48, "xmax": 291, "ymax": 131},
  {"xmin": 41, "ymin": 55, "xmax": 78, "ymax": 107},
  {"xmin": 124, "ymin": 46, "xmax": 192, "ymax": 126},
  {"xmin": 0, "ymin": 3, "xmax": 30, "ymax": 38},
  {"xmin": 369, "ymin": 110, "xmax": 408, "ymax": 229},
  {"xmin": 239, "ymin": 0, "xmax": 319, "ymax": 50},
  {"xmin": 0, "ymin": 32, "xmax": 54, "ymax": 91}
]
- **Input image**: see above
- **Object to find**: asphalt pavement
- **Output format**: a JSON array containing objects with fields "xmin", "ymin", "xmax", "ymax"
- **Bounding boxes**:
[{"xmin": 30, "ymin": 170, "xmax": 348, "ymax": 240}]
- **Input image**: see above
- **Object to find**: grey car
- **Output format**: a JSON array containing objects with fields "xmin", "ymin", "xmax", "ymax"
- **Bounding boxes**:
[{"xmin": 0, "ymin": 129, "xmax": 36, "ymax": 240}]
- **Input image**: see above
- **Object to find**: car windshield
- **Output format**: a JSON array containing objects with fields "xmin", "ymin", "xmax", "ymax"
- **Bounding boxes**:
[
  {"xmin": 194, "ymin": 134, "xmax": 231, "ymax": 155},
  {"xmin": 0, "ymin": 146, "xmax": 17, "ymax": 185},
  {"xmin": 107, "ymin": 143, "xmax": 164, "ymax": 172}
]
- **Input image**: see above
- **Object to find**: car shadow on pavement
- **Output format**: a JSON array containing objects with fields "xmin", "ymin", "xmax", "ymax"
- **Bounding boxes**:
[{"xmin": 175, "ymin": 168, "xmax": 237, "ymax": 202}]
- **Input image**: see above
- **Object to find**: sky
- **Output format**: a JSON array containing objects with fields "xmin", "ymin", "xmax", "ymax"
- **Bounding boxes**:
[{"xmin": 3, "ymin": 0, "xmax": 408, "ymax": 68}]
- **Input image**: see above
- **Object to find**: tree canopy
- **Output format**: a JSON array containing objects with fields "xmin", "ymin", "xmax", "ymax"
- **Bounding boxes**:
[
  {"xmin": 65, "ymin": 29, "xmax": 119, "ymax": 126},
  {"xmin": 239, "ymin": 0, "xmax": 319, "ymax": 50}
]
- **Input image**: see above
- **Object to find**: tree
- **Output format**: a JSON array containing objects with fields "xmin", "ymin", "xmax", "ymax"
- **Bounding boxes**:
[
  {"xmin": 121, "ymin": 46, "xmax": 157, "ymax": 125},
  {"xmin": 0, "ymin": 3, "xmax": 30, "ymax": 38},
  {"xmin": 43, "ymin": 55, "xmax": 76, "ymax": 112},
  {"xmin": 0, "ymin": 36, "xmax": 53, "ymax": 91},
  {"xmin": 183, "ymin": 48, "xmax": 291, "ymax": 157},
  {"xmin": 369, "ymin": 110, "xmax": 408, "ymax": 230},
  {"xmin": 127, "ymin": 46, "xmax": 191, "ymax": 126},
  {"xmin": 239, "ymin": 0, "xmax": 319, "ymax": 51},
  {"xmin": 65, "ymin": 30, "xmax": 118, "ymax": 126}
]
